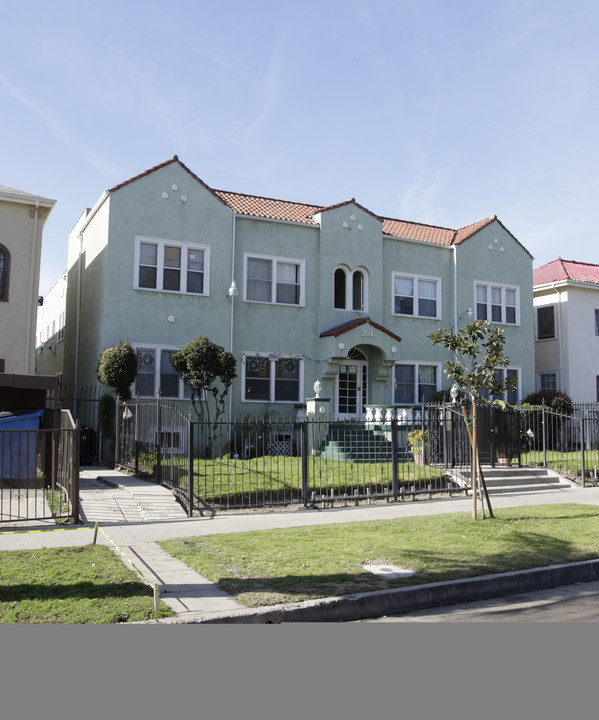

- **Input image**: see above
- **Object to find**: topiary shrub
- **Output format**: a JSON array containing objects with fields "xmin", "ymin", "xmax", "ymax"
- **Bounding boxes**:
[{"xmin": 97, "ymin": 341, "xmax": 137, "ymax": 400}]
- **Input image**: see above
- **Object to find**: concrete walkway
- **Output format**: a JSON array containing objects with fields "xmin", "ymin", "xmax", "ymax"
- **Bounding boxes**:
[{"xmin": 2, "ymin": 466, "xmax": 599, "ymax": 622}]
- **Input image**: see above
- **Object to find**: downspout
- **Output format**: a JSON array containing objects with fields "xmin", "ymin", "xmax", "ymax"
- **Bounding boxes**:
[
  {"xmin": 25, "ymin": 200, "xmax": 40, "ymax": 373},
  {"xmin": 228, "ymin": 212, "xmax": 237, "ymax": 421},
  {"xmin": 453, "ymin": 245, "xmax": 459, "ymax": 330},
  {"xmin": 551, "ymin": 283, "xmax": 564, "ymax": 392}
]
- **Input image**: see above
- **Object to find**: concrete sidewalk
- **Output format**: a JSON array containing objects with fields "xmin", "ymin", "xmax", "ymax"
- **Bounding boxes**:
[{"xmin": 2, "ymin": 467, "xmax": 599, "ymax": 622}]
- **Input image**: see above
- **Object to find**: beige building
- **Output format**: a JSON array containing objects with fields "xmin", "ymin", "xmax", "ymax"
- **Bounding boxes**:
[{"xmin": 0, "ymin": 184, "xmax": 55, "ymax": 375}]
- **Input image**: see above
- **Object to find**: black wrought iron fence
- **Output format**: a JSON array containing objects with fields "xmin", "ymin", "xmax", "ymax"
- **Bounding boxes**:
[
  {"xmin": 0, "ymin": 410, "xmax": 79, "ymax": 524},
  {"xmin": 115, "ymin": 400, "xmax": 475, "ymax": 513},
  {"xmin": 519, "ymin": 403, "xmax": 599, "ymax": 486}
]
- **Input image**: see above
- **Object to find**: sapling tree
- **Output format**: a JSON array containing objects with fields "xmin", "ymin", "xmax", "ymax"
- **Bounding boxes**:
[
  {"xmin": 428, "ymin": 320, "xmax": 517, "ymax": 519},
  {"xmin": 170, "ymin": 336, "xmax": 236, "ymax": 454}
]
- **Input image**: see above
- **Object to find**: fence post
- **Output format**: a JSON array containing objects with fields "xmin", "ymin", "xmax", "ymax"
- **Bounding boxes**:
[
  {"xmin": 134, "ymin": 396, "xmax": 139, "ymax": 475},
  {"xmin": 156, "ymin": 394, "xmax": 162, "ymax": 486},
  {"xmin": 301, "ymin": 420, "xmax": 309, "ymax": 507},
  {"xmin": 391, "ymin": 412, "xmax": 399, "ymax": 502},
  {"xmin": 542, "ymin": 400, "xmax": 547, "ymax": 468},
  {"xmin": 188, "ymin": 420, "xmax": 194, "ymax": 516},
  {"xmin": 580, "ymin": 414, "xmax": 586, "ymax": 488},
  {"xmin": 115, "ymin": 398, "xmax": 120, "ymax": 467}
]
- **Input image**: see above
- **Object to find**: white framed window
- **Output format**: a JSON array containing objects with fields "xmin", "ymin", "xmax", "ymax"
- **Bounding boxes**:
[
  {"xmin": 133, "ymin": 346, "xmax": 193, "ymax": 399},
  {"xmin": 134, "ymin": 237, "xmax": 209, "ymax": 295},
  {"xmin": 392, "ymin": 273, "xmax": 440, "ymax": 319},
  {"xmin": 538, "ymin": 372, "xmax": 557, "ymax": 392},
  {"xmin": 475, "ymin": 282, "xmax": 519, "ymax": 325},
  {"xmin": 244, "ymin": 254, "xmax": 304, "ymax": 306},
  {"xmin": 537, "ymin": 305, "xmax": 555, "ymax": 340},
  {"xmin": 394, "ymin": 362, "xmax": 441, "ymax": 404},
  {"xmin": 334, "ymin": 266, "xmax": 368, "ymax": 311},
  {"xmin": 243, "ymin": 353, "xmax": 303, "ymax": 403},
  {"xmin": 480, "ymin": 367, "xmax": 521, "ymax": 404}
]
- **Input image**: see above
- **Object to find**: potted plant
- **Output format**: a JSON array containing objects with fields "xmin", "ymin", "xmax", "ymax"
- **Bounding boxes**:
[{"xmin": 407, "ymin": 428, "xmax": 429, "ymax": 465}]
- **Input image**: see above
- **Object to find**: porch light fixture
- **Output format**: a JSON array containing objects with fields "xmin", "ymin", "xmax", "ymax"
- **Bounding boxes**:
[
  {"xmin": 458, "ymin": 307, "xmax": 474, "ymax": 323},
  {"xmin": 228, "ymin": 281, "xmax": 239, "ymax": 298}
]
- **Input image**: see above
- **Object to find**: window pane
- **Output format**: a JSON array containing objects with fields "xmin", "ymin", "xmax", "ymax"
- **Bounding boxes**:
[
  {"xmin": 136, "ymin": 348, "xmax": 155, "ymax": 396},
  {"xmin": 505, "ymin": 306, "xmax": 516, "ymax": 324},
  {"xmin": 394, "ymin": 277, "xmax": 414, "ymax": 315},
  {"xmin": 334, "ymin": 268, "xmax": 346, "ymax": 308},
  {"xmin": 164, "ymin": 246, "xmax": 181, "ymax": 268},
  {"xmin": 537, "ymin": 306, "xmax": 555, "ymax": 339},
  {"xmin": 160, "ymin": 350, "xmax": 179, "ymax": 398},
  {"xmin": 186, "ymin": 249, "xmax": 204, "ymax": 293},
  {"xmin": 245, "ymin": 356, "xmax": 271, "ymax": 400},
  {"xmin": 352, "ymin": 271, "xmax": 364, "ymax": 311},
  {"xmin": 506, "ymin": 369, "xmax": 518, "ymax": 405},
  {"xmin": 276, "ymin": 262, "xmax": 300, "ymax": 304},
  {"xmin": 163, "ymin": 268, "xmax": 181, "ymax": 291},
  {"xmin": 139, "ymin": 266, "xmax": 157, "ymax": 289},
  {"xmin": 247, "ymin": 258, "xmax": 272, "ymax": 301},
  {"xmin": 418, "ymin": 365, "xmax": 437, "ymax": 402},
  {"xmin": 140, "ymin": 243, "xmax": 157, "ymax": 266},
  {"xmin": 139, "ymin": 243, "xmax": 158, "ymax": 288},
  {"xmin": 274, "ymin": 358, "xmax": 300, "ymax": 401},
  {"xmin": 394, "ymin": 365, "xmax": 415, "ymax": 404}
]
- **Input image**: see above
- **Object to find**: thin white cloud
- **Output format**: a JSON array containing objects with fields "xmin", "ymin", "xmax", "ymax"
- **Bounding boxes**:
[
  {"xmin": 0, "ymin": 72, "xmax": 118, "ymax": 178},
  {"xmin": 243, "ymin": 34, "xmax": 286, "ymax": 138},
  {"xmin": 0, "ymin": 73, "xmax": 120, "ymax": 176}
]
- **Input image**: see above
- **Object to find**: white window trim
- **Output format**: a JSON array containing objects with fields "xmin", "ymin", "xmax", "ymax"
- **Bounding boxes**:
[
  {"xmin": 474, "ymin": 280, "xmax": 520, "ymax": 326},
  {"xmin": 393, "ymin": 361, "xmax": 442, "ymax": 405},
  {"xmin": 243, "ymin": 253, "xmax": 305, "ymax": 306},
  {"xmin": 134, "ymin": 236, "xmax": 210, "ymax": 296},
  {"xmin": 334, "ymin": 265, "xmax": 369, "ymax": 312},
  {"xmin": 242, "ymin": 351, "xmax": 304, "ymax": 403},
  {"xmin": 132, "ymin": 344, "xmax": 191, "ymax": 399},
  {"xmin": 392, "ymin": 273, "xmax": 442, "ymax": 320}
]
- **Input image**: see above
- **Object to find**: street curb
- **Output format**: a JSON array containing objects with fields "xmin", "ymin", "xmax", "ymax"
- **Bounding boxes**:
[{"xmin": 143, "ymin": 558, "xmax": 599, "ymax": 624}]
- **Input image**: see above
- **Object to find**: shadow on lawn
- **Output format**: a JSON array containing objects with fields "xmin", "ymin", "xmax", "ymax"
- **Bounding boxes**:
[
  {"xmin": 209, "ymin": 531, "xmax": 593, "ymax": 606},
  {"xmin": 0, "ymin": 581, "xmax": 152, "ymax": 604}
]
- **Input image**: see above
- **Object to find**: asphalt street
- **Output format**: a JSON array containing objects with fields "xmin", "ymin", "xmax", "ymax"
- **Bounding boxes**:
[{"xmin": 355, "ymin": 579, "xmax": 599, "ymax": 622}]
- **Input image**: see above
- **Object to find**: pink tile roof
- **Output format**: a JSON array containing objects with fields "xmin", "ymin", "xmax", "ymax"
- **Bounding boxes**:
[
  {"xmin": 108, "ymin": 156, "xmax": 522, "ymax": 251},
  {"xmin": 534, "ymin": 258, "xmax": 599, "ymax": 286}
]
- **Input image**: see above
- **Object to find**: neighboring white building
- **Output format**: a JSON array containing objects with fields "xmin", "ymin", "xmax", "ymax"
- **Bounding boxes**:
[
  {"xmin": 533, "ymin": 258, "xmax": 599, "ymax": 402},
  {"xmin": 35, "ymin": 272, "xmax": 67, "ymax": 377},
  {"xmin": 0, "ymin": 184, "xmax": 55, "ymax": 375}
]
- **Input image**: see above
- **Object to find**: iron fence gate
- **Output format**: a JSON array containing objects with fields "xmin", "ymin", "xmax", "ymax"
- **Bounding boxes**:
[{"xmin": 115, "ymin": 400, "xmax": 477, "ymax": 512}]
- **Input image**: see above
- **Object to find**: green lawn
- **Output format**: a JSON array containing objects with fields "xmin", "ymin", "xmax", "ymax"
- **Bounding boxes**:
[
  {"xmin": 159, "ymin": 503, "xmax": 599, "ymax": 608},
  {"xmin": 0, "ymin": 545, "xmax": 175, "ymax": 624},
  {"xmin": 189, "ymin": 456, "xmax": 448, "ymax": 506},
  {"xmin": 523, "ymin": 450, "xmax": 599, "ymax": 481}
]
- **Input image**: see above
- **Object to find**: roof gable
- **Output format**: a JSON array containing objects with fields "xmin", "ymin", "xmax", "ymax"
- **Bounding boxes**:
[{"xmin": 103, "ymin": 156, "xmax": 526, "ymax": 252}]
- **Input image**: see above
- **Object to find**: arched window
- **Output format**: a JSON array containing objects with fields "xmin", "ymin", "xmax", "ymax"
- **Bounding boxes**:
[
  {"xmin": 0, "ymin": 245, "xmax": 10, "ymax": 301},
  {"xmin": 334, "ymin": 266, "xmax": 367, "ymax": 311},
  {"xmin": 334, "ymin": 268, "xmax": 347, "ymax": 308}
]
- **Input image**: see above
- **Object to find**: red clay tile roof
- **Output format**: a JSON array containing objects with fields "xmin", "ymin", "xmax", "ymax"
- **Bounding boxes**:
[
  {"xmin": 534, "ymin": 258, "xmax": 599, "ymax": 286},
  {"xmin": 214, "ymin": 190, "xmax": 321, "ymax": 224},
  {"xmin": 107, "ymin": 156, "xmax": 521, "ymax": 250},
  {"xmin": 320, "ymin": 317, "xmax": 402, "ymax": 343}
]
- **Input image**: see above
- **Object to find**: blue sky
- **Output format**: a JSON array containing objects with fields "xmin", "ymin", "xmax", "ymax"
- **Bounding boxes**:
[{"xmin": 2, "ymin": 0, "xmax": 599, "ymax": 295}]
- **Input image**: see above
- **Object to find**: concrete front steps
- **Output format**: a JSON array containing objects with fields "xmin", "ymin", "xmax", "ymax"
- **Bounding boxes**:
[{"xmin": 478, "ymin": 466, "xmax": 575, "ymax": 494}]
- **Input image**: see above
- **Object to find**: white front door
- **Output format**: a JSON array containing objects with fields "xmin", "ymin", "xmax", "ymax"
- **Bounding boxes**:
[{"xmin": 336, "ymin": 360, "xmax": 368, "ymax": 420}]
